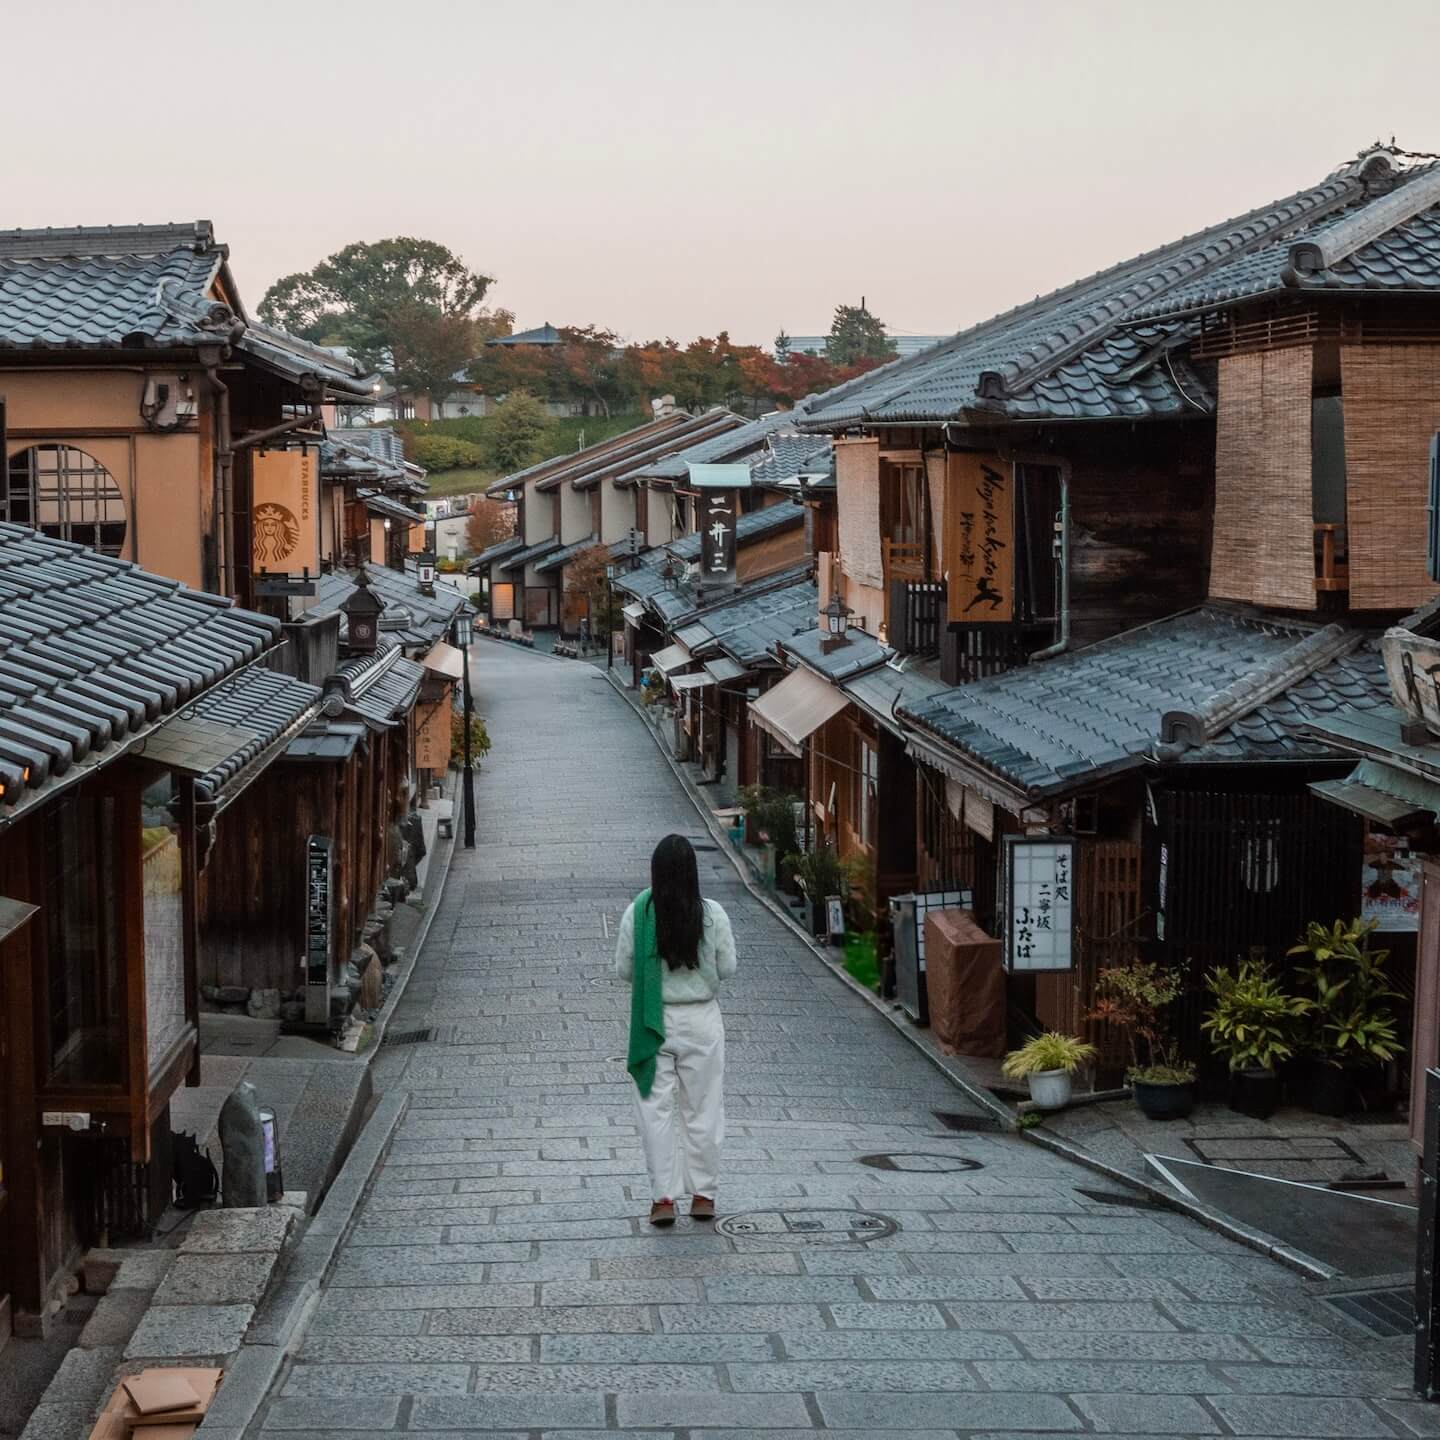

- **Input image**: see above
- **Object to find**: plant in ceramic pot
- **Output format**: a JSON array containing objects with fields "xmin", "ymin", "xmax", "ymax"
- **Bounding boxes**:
[
  {"xmin": 1201, "ymin": 953, "xmax": 1311, "ymax": 1119},
  {"xmin": 1288, "ymin": 918, "xmax": 1404, "ymax": 1116},
  {"xmin": 1001, "ymin": 1032, "xmax": 1098, "ymax": 1111},
  {"xmin": 1087, "ymin": 960, "xmax": 1195, "ymax": 1120},
  {"xmin": 786, "ymin": 843, "xmax": 847, "ymax": 936}
]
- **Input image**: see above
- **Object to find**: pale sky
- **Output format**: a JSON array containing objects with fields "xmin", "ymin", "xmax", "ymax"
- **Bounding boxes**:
[{"xmin": 7, "ymin": 1, "xmax": 1438, "ymax": 347}]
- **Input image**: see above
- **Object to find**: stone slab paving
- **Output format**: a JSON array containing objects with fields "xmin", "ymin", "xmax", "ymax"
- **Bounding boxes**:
[{"xmin": 256, "ymin": 641, "xmax": 1418, "ymax": 1438}]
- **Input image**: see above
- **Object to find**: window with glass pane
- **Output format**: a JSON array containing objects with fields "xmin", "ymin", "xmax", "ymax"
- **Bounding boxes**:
[
  {"xmin": 142, "ymin": 778, "xmax": 186, "ymax": 1071},
  {"xmin": 855, "ymin": 735, "xmax": 878, "ymax": 848},
  {"xmin": 45, "ymin": 794, "xmax": 125, "ymax": 1087},
  {"xmin": 4, "ymin": 445, "xmax": 127, "ymax": 555}
]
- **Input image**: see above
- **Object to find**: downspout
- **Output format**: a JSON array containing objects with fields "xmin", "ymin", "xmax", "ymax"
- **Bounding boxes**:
[
  {"xmin": 1029, "ymin": 461, "xmax": 1070, "ymax": 662},
  {"xmin": 202, "ymin": 350, "xmax": 233, "ymax": 598}
]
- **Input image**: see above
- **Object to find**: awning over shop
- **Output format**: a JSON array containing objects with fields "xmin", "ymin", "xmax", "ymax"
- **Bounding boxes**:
[
  {"xmin": 749, "ymin": 666, "xmax": 850, "ymax": 757},
  {"xmin": 1309, "ymin": 758, "xmax": 1440, "ymax": 829},
  {"xmin": 649, "ymin": 642, "xmax": 692, "ymax": 676},
  {"xmin": 420, "ymin": 640, "xmax": 465, "ymax": 680},
  {"xmin": 704, "ymin": 656, "xmax": 750, "ymax": 684},
  {"xmin": 670, "ymin": 671, "xmax": 714, "ymax": 692}
]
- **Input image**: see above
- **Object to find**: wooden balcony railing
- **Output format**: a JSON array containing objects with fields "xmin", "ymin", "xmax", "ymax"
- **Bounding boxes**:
[
  {"xmin": 890, "ymin": 580, "xmax": 945, "ymax": 659},
  {"xmin": 882, "ymin": 538, "xmax": 927, "ymax": 583},
  {"xmin": 1315, "ymin": 523, "xmax": 1348, "ymax": 594}
]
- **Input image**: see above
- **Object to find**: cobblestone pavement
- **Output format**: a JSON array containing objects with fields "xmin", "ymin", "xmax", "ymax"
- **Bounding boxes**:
[{"xmin": 258, "ymin": 641, "xmax": 1420, "ymax": 1439}]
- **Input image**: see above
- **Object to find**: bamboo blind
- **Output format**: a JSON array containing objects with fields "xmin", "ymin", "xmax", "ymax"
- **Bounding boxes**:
[
  {"xmin": 834, "ymin": 438, "xmax": 883, "ymax": 587},
  {"xmin": 1342, "ymin": 344, "xmax": 1440, "ymax": 611},
  {"xmin": 1209, "ymin": 347, "xmax": 1316, "ymax": 610},
  {"xmin": 927, "ymin": 450, "xmax": 946, "ymax": 578}
]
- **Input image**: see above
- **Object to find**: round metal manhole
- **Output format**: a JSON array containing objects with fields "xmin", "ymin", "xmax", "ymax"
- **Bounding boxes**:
[
  {"xmin": 857, "ymin": 1152, "xmax": 984, "ymax": 1174},
  {"xmin": 716, "ymin": 1207, "xmax": 898, "ymax": 1247}
]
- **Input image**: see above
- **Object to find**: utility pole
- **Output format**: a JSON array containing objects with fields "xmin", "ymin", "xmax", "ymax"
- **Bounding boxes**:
[{"xmin": 452, "ymin": 609, "xmax": 476, "ymax": 849}]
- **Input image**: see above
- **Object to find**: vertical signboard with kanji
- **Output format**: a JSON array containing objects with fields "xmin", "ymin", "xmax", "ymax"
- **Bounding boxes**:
[
  {"xmin": 945, "ymin": 451, "xmax": 1014, "ymax": 623},
  {"xmin": 701, "ymin": 490, "xmax": 737, "ymax": 586},
  {"xmin": 1003, "ymin": 837, "xmax": 1075, "ymax": 972},
  {"xmin": 304, "ymin": 835, "xmax": 333, "ymax": 1024}
]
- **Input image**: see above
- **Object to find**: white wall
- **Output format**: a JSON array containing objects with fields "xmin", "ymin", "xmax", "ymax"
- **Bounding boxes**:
[{"xmin": 560, "ymin": 482, "xmax": 591, "ymax": 545}]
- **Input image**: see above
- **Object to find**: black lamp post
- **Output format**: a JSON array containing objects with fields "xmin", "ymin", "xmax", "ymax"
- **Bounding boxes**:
[
  {"xmin": 820, "ymin": 593, "xmax": 853, "ymax": 654},
  {"xmin": 451, "ymin": 609, "xmax": 476, "ymax": 849}
]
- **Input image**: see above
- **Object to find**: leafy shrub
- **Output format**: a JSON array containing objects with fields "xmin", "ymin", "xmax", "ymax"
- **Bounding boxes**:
[
  {"xmin": 412, "ymin": 434, "xmax": 487, "ymax": 471},
  {"xmin": 1001, "ymin": 1032, "xmax": 1098, "ymax": 1079},
  {"xmin": 1201, "ymin": 954, "xmax": 1311, "ymax": 1072},
  {"xmin": 450, "ymin": 711, "xmax": 491, "ymax": 767}
]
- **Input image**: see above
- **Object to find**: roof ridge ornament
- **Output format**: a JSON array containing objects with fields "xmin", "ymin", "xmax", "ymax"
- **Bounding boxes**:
[{"xmin": 1283, "ymin": 161, "xmax": 1440, "ymax": 284}]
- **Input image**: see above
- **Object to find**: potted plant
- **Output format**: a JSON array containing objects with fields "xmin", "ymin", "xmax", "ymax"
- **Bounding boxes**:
[
  {"xmin": 1088, "ymin": 960, "xmax": 1196, "ymax": 1120},
  {"xmin": 1201, "ymin": 953, "xmax": 1311, "ymax": 1119},
  {"xmin": 786, "ymin": 843, "xmax": 847, "ymax": 936},
  {"xmin": 1001, "ymin": 1032, "xmax": 1098, "ymax": 1110},
  {"xmin": 1288, "ymin": 918, "xmax": 1404, "ymax": 1116}
]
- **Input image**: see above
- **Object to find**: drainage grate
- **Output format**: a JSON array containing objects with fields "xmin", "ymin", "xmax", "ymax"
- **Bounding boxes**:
[
  {"xmin": 382, "ymin": 1027, "xmax": 434, "ymax": 1046},
  {"xmin": 933, "ymin": 1110, "xmax": 1004, "ymax": 1134},
  {"xmin": 1076, "ymin": 1186, "xmax": 1165, "ymax": 1210},
  {"xmin": 1324, "ymin": 1286, "xmax": 1414, "ymax": 1338},
  {"xmin": 858, "ymin": 1152, "xmax": 983, "ymax": 1174}
]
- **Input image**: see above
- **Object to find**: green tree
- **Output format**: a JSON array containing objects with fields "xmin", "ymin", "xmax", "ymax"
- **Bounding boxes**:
[
  {"xmin": 827, "ymin": 300, "xmax": 896, "ymax": 366},
  {"xmin": 257, "ymin": 237, "xmax": 498, "ymax": 376},
  {"xmin": 774, "ymin": 328, "xmax": 792, "ymax": 362},
  {"xmin": 487, "ymin": 391, "xmax": 553, "ymax": 472}
]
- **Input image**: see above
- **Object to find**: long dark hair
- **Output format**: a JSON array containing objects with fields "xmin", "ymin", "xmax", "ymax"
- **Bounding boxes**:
[{"xmin": 650, "ymin": 834, "xmax": 704, "ymax": 970}]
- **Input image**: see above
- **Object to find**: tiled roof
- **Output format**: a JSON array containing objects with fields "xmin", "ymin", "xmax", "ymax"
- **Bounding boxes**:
[
  {"xmin": 0, "ymin": 221, "xmax": 377, "ymax": 395},
  {"xmin": 626, "ymin": 411, "xmax": 800, "ymax": 483},
  {"xmin": 470, "ymin": 535, "xmax": 524, "ymax": 570},
  {"xmin": 900, "ymin": 608, "xmax": 1381, "ymax": 798},
  {"xmin": 0, "ymin": 521, "xmax": 281, "ymax": 822},
  {"xmin": 750, "ymin": 433, "xmax": 834, "ymax": 488},
  {"xmin": 799, "ymin": 149, "xmax": 1439, "ymax": 430},
  {"xmin": 783, "ymin": 624, "xmax": 888, "ymax": 682},
  {"xmin": 185, "ymin": 667, "xmax": 321, "ymax": 804},
  {"xmin": 358, "ymin": 490, "xmax": 427, "ymax": 524},
  {"xmin": 486, "ymin": 322, "xmax": 562, "ymax": 346},
  {"xmin": 843, "ymin": 657, "xmax": 948, "ymax": 736},
  {"xmin": 499, "ymin": 536, "xmax": 562, "ymax": 572},
  {"xmin": 326, "ymin": 648, "xmax": 426, "ymax": 729},
  {"xmin": 311, "ymin": 564, "xmax": 465, "ymax": 651},
  {"xmin": 484, "ymin": 411, "xmax": 701, "ymax": 498},
  {"xmin": 665, "ymin": 502, "xmax": 804, "ymax": 562},
  {"xmin": 534, "ymin": 534, "xmax": 602, "ymax": 575},
  {"xmin": 568, "ymin": 411, "xmax": 748, "ymax": 493},
  {"xmin": 675, "ymin": 576, "xmax": 818, "ymax": 666}
]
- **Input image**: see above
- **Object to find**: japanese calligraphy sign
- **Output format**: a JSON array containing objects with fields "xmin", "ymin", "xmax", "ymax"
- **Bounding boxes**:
[
  {"xmin": 700, "ymin": 489, "xmax": 738, "ymax": 586},
  {"xmin": 945, "ymin": 451, "xmax": 1014, "ymax": 624},
  {"xmin": 1003, "ymin": 837, "xmax": 1075, "ymax": 972}
]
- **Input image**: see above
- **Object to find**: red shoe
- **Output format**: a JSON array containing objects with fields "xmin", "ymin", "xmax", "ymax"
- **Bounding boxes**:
[
  {"xmin": 649, "ymin": 1199, "xmax": 676, "ymax": 1227},
  {"xmin": 690, "ymin": 1195, "xmax": 715, "ymax": 1220}
]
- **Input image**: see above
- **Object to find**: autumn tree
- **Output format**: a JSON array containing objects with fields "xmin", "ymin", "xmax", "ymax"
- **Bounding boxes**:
[
  {"xmin": 487, "ymin": 391, "xmax": 553, "ymax": 473},
  {"xmin": 565, "ymin": 543, "xmax": 620, "ymax": 637},
  {"xmin": 826, "ymin": 300, "xmax": 896, "ymax": 367},
  {"xmin": 466, "ymin": 497, "xmax": 515, "ymax": 554}
]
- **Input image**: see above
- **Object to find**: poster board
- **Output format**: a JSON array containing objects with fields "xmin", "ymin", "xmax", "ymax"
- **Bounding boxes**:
[
  {"xmin": 945, "ymin": 451, "xmax": 1014, "ymax": 623},
  {"xmin": 1363, "ymin": 828, "xmax": 1421, "ymax": 932},
  {"xmin": 1003, "ymin": 837, "xmax": 1075, "ymax": 972},
  {"xmin": 414, "ymin": 699, "xmax": 452, "ymax": 771},
  {"xmin": 252, "ymin": 449, "xmax": 319, "ymax": 575}
]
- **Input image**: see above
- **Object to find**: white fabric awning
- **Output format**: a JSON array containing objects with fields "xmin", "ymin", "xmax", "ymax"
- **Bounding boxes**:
[
  {"xmin": 749, "ymin": 667, "xmax": 850, "ymax": 757},
  {"xmin": 670, "ymin": 671, "xmax": 714, "ymax": 692},
  {"xmin": 649, "ymin": 642, "xmax": 692, "ymax": 676},
  {"xmin": 622, "ymin": 601, "xmax": 645, "ymax": 625},
  {"xmin": 419, "ymin": 640, "xmax": 465, "ymax": 680}
]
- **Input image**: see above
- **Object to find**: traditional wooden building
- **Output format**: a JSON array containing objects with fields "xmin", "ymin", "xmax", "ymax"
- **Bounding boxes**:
[
  {"xmin": 789, "ymin": 145, "xmax": 1440, "ymax": 1064},
  {"xmin": 0, "ymin": 524, "xmax": 288, "ymax": 1337}
]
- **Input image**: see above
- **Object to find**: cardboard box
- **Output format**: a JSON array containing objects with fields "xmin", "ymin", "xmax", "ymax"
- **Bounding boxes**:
[
  {"xmin": 100, "ymin": 1369, "xmax": 222, "ymax": 1432},
  {"xmin": 122, "ymin": 1373, "xmax": 201, "ymax": 1416}
]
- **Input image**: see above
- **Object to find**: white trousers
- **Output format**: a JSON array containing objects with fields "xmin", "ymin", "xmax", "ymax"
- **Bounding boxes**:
[{"xmin": 635, "ymin": 999, "xmax": 725, "ymax": 1202}]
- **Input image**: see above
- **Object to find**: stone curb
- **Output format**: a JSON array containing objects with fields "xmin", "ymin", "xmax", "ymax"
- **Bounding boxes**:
[
  {"xmin": 606, "ymin": 669, "xmax": 1339, "ymax": 1282},
  {"xmin": 194, "ymin": 1090, "xmax": 411, "ymax": 1436},
  {"xmin": 367, "ymin": 771, "xmax": 460, "ymax": 1054}
]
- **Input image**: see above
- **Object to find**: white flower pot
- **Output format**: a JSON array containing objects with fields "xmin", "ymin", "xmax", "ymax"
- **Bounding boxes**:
[{"xmin": 1027, "ymin": 1068, "xmax": 1073, "ymax": 1110}]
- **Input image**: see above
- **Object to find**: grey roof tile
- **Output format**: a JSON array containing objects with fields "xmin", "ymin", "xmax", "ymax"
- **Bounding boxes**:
[
  {"xmin": 186, "ymin": 667, "xmax": 321, "ymax": 802},
  {"xmin": 311, "ymin": 564, "xmax": 465, "ymax": 651},
  {"xmin": 0, "ymin": 522, "xmax": 281, "ymax": 821}
]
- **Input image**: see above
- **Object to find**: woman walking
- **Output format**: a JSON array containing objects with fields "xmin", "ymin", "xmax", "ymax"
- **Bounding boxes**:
[{"xmin": 615, "ymin": 834, "xmax": 736, "ymax": 1226}]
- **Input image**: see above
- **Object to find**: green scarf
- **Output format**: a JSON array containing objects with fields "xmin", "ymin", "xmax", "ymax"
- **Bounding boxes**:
[{"xmin": 626, "ymin": 889, "xmax": 666, "ymax": 1098}]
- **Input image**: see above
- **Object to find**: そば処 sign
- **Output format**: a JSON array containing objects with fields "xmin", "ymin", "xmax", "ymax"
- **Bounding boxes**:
[{"xmin": 1003, "ymin": 837, "xmax": 1075, "ymax": 972}]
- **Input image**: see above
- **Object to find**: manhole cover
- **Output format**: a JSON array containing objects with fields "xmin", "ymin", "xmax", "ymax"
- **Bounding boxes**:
[
  {"xmin": 1324, "ymin": 1286, "xmax": 1413, "ymax": 1338},
  {"xmin": 857, "ymin": 1153, "xmax": 983, "ymax": 1174},
  {"xmin": 382, "ymin": 1027, "xmax": 434, "ymax": 1046},
  {"xmin": 717, "ymin": 1208, "xmax": 898, "ymax": 1247}
]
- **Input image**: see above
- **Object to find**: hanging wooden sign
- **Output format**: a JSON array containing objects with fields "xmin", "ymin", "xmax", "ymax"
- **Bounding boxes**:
[
  {"xmin": 414, "ymin": 700, "xmax": 452, "ymax": 771},
  {"xmin": 701, "ymin": 489, "xmax": 738, "ymax": 586},
  {"xmin": 252, "ymin": 449, "xmax": 319, "ymax": 575},
  {"xmin": 945, "ymin": 452, "xmax": 1014, "ymax": 624}
]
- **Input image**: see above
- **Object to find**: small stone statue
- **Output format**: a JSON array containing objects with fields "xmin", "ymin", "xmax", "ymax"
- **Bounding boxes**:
[{"xmin": 218, "ymin": 1080, "xmax": 267, "ymax": 1208}]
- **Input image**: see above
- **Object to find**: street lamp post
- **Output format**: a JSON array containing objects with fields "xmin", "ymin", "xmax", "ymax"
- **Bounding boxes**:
[
  {"xmin": 604, "ymin": 562, "xmax": 616, "ymax": 674},
  {"xmin": 451, "ymin": 609, "xmax": 476, "ymax": 849}
]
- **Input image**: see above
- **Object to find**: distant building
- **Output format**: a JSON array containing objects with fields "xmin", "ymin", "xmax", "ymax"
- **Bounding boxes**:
[{"xmin": 781, "ymin": 334, "xmax": 947, "ymax": 361}]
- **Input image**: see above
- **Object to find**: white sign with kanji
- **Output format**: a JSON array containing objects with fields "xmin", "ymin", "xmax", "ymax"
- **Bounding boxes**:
[{"xmin": 1004, "ymin": 838, "xmax": 1075, "ymax": 972}]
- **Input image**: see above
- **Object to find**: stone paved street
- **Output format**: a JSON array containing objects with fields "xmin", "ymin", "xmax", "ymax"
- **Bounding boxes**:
[{"xmin": 257, "ymin": 640, "xmax": 1418, "ymax": 1438}]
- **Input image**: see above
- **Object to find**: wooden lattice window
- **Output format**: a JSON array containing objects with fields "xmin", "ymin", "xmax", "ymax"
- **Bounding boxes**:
[{"xmin": 5, "ymin": 444, "xmax": 126, "ymax": 555}]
